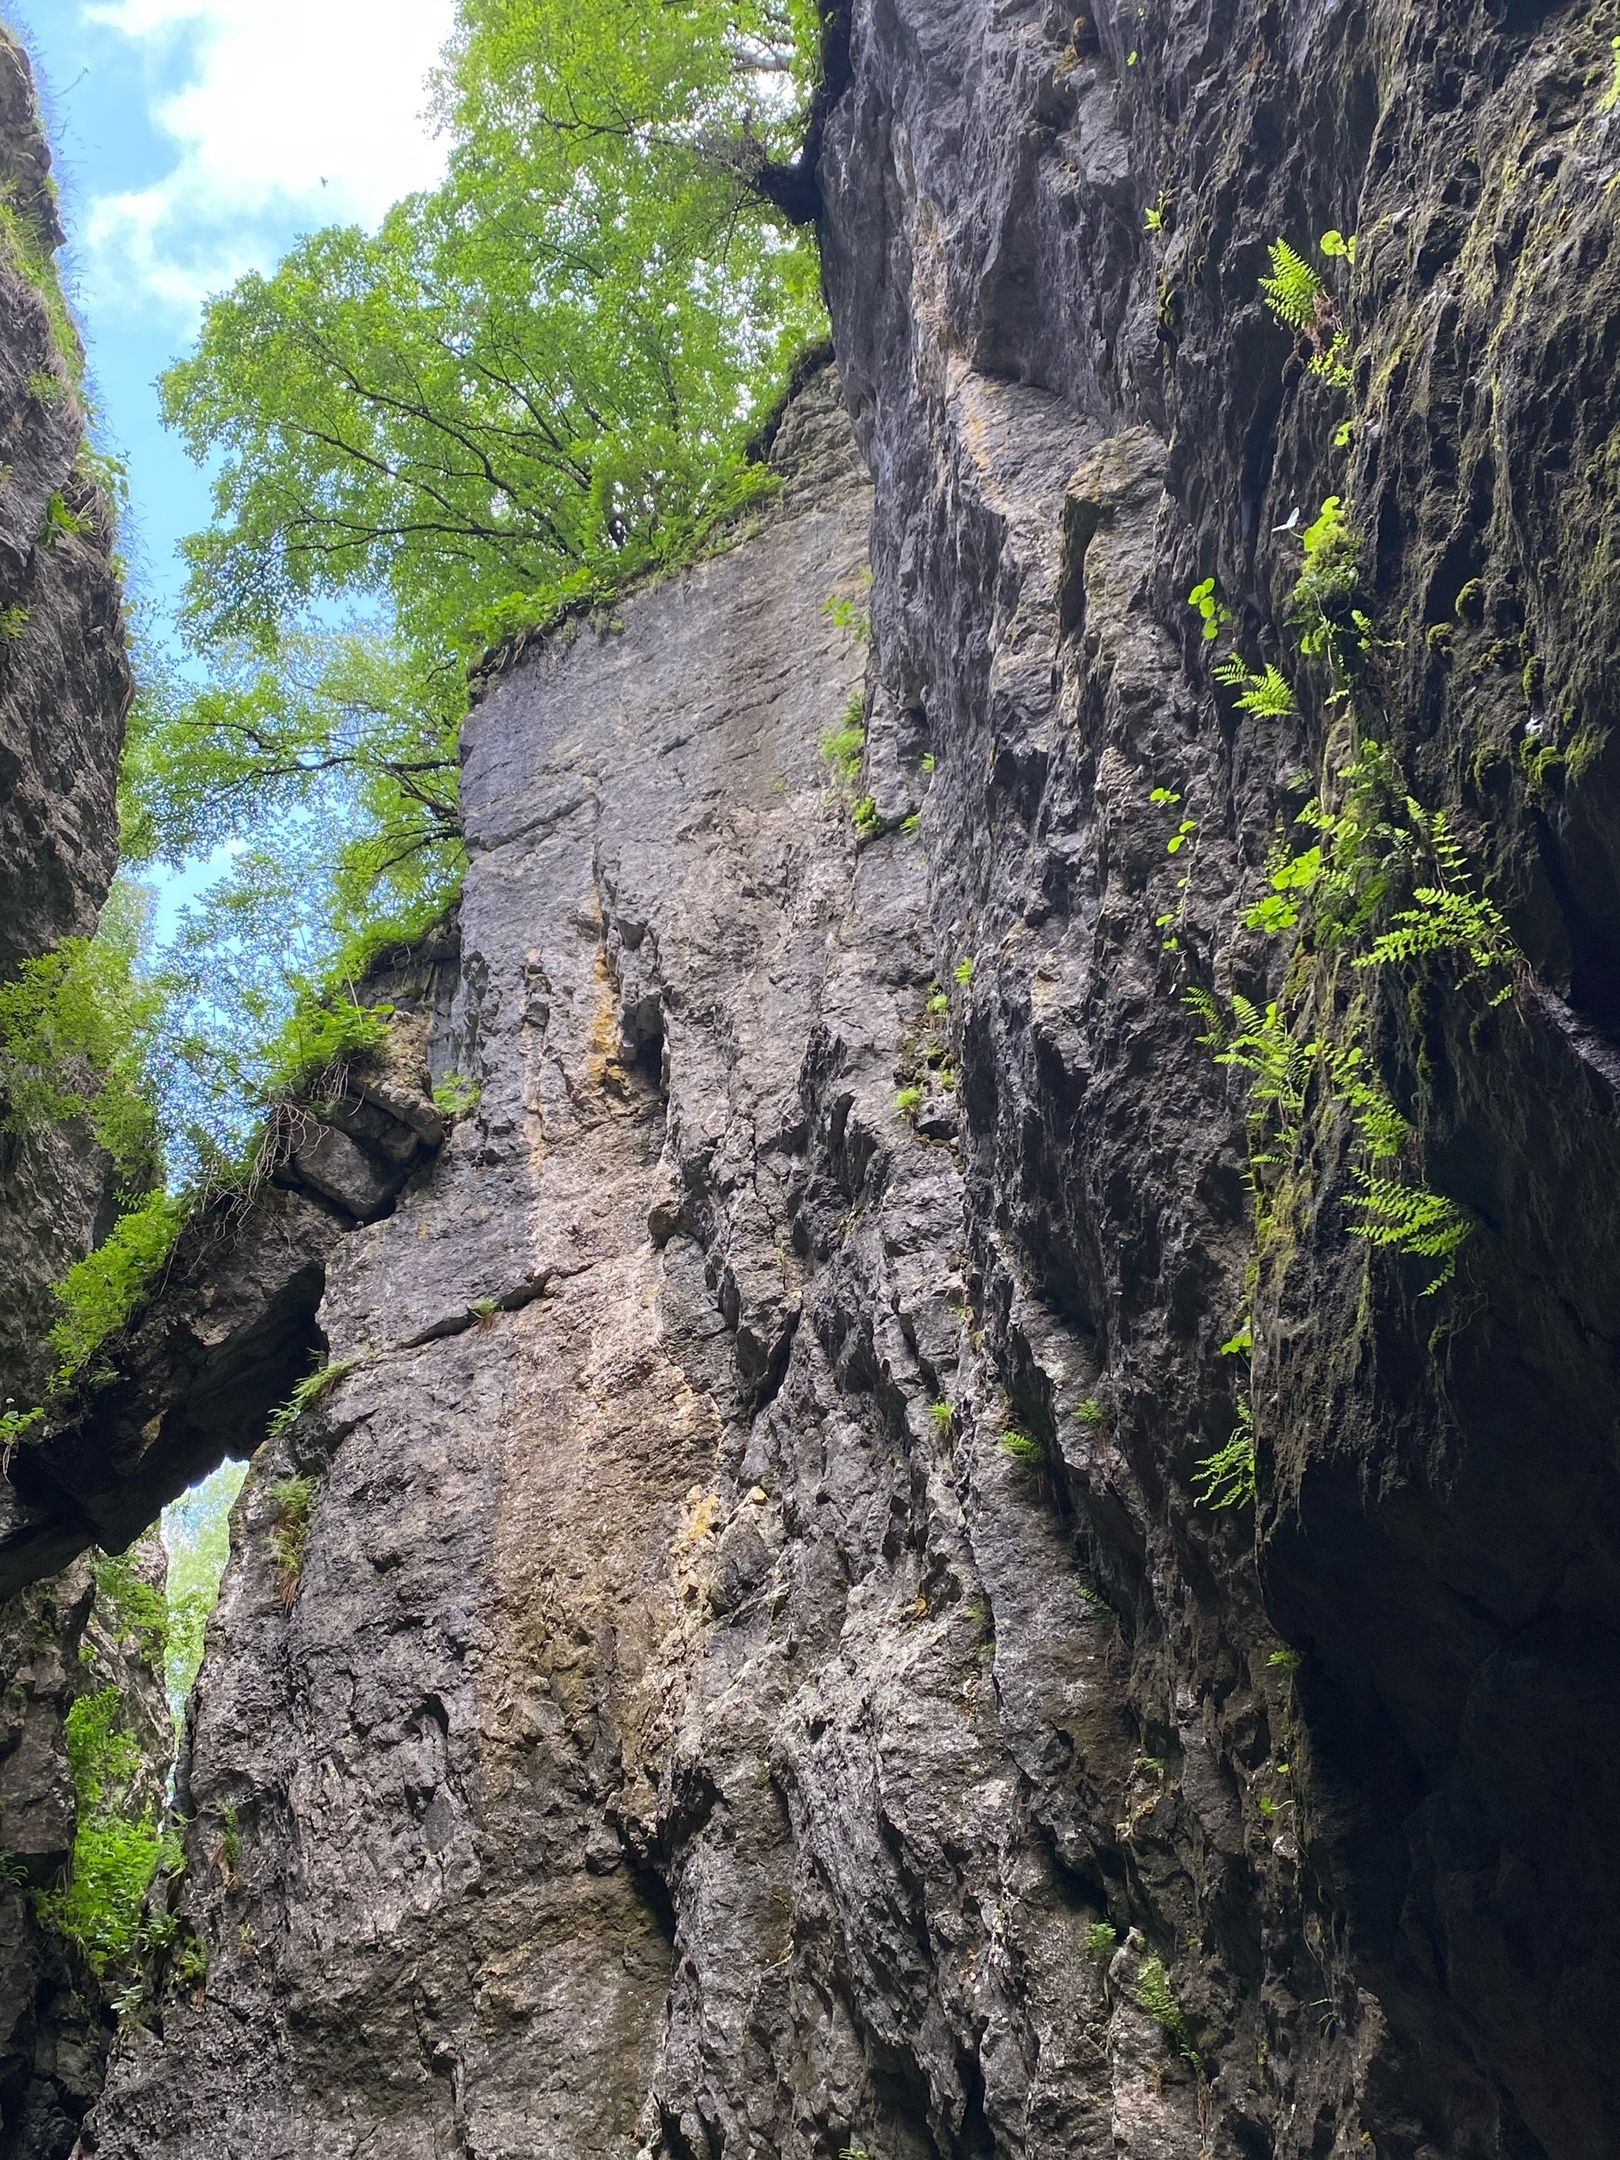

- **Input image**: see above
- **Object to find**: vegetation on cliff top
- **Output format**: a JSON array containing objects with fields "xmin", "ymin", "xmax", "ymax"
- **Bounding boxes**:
[
  {"xmin": 122, "ymin": 0, "xmax": 827, "ymax": 1013},
  {"xmin": 0, "ymin": 0, "xmax": 827, "ymax": 1393}
]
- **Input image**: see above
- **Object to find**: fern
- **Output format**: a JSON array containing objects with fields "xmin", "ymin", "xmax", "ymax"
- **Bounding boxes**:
[
  {"xmin": 1310, "ymin": 331, "xmax": 1353, "ymax": 389},
  {"xmin": 1183, "ymin": 986, "xmax": 1224, "ymax": 1044},
  {"xmin": 266, "ymin": 1356, "xmax": 355, "ymax": 1444},
  {"xmin": 1260, "ymin": 238, "xmax": 1325, "ymax": 332},
  {"xmin": 1193, "ymin": 1400, "xmax": 1256, "ymax": 1510},
  {"xmin": 1329, "ymin": 1047, "xmax": 1409, "ymax": 1161},
  {"xmin": 1216, "ymin": 658, "xmax": 1297, "ymax": 718},
  {"xmin": 1215, "ymin": 996, "xmax": 1325, "ymax": 1143},
  {"xmin": 1345, "ymin": 1173, "xmax": 1471, "ymax": 1292},
  {"xmin": 1354, "ymin": 809, "xmax": 1518, "ymax": 1001}
]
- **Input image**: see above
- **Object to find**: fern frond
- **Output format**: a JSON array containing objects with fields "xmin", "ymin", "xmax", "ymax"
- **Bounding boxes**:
[
  {"xmin": 1193, "ymin": 1402, "xmax": 1256, "ymax": 1509},
  {"xmin": 1260, "ymin": 238, "xmax": 1325, "ymax": 332},
  {"xmin": 1346, "ymin": 1172, "xmax": 1471, "ymax": 1291},
  {"xmin": 1183, "ymin": 987, "xmax": 1223, "ymax": 1045},
  {"xmin": 1235, "ymin": 664, "xmax": 1297, "ymax": 718}
]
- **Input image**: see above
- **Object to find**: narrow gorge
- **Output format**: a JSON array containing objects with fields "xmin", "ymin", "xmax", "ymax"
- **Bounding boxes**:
[{"xmin": 2, "ymin": 4, "xmax": 1619, "ymax": 2158}]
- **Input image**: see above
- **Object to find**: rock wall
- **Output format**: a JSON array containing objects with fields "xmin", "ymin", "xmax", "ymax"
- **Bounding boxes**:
[
  {"xmin": 67, "ymin": 5, "xmax": 1620, "ymax": 2159},
  {"xmin": 0, "ymin": 27, "xmax": 132, "ymax": 1403},
  {"xmin": 0, "ymin": 29, "xmax": 137, "ymax": 2160}
]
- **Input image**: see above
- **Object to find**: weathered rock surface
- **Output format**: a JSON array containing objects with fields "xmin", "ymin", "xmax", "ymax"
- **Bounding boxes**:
[
  {"xmin": 0, "ymin": 27, "xmax": 132, "ymax": 1404},
  {"xmin": 59, "ymin": 7, "xmax": 1620, "ymax": 2160},
  {"xmin": 0, "ymin": 30, "xmax": 140, "ymax": 2158},
  {"xmin": 0, "ymin": 956, "xmax": 453, "ymax": 1600}
]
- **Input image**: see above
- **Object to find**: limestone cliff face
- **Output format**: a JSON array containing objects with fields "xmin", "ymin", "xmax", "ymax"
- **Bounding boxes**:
[
  {"xmin": 0, "ymin": 31, "xmax": 136, "ymax": 2160},
  {"xmin": 59, "ymin": 5, "xmax": 1620, "ymax": 2159},
  {"xmin": 0, "ymin": 28, "xmax": 131, "ymax": 1406}
]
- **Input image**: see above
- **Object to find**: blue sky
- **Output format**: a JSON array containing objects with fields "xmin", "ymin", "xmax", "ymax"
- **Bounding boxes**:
[{"xmin": 11, "ymin": 0, "xmax": 456, "ymax": 628}]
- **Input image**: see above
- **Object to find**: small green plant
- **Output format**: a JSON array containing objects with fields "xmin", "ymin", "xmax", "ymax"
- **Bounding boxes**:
[
  {"xmin": 1259, "ymin": 237, "xmax": 1324, "ymax": 330},
  {"xmin": 469, "ymin": 1295, "xmax": 500, "ymax": 1321},
  {"xmin": 1268, "ymin": 1647, "xmax": 1302, "ymax": 1674},
  {"xmin": 1077, "ymin": 1581, "xmax": 1118, "ymax": 1621},
  {"xmin": 928, "ymin": 1399, "xmax": 953, "ymax": 1431},
  {"xmin": 261, "ymin": 992, "xmax": 391, "ymax": 1103},
  {"xmin": 432, "ymin": 1071, "xmax": 481, "ymax": 1117},
  {"xmin": 1193, "ymin": 1399, "xmax": 1256, "ymax": 1510},
  {"xmin": 1353, "ymin": 807, "xmax": 1517, "ymax": 1003},
  {"xmin": 1214, "ymin": 654, "xmax": 1297, "ymax": 718},
  {"xmin": 1260, "ymin": 234, "xmax": 1354, "ymax": 385},
  {"xmin": 820, "ymin": 692, "xmax": 867, "ymax": 784},
  {"xmin": 266, "ymin": 1356, "xmax": 355, "ymax": 1444},
  {"xmin": 1001, "ymin": 1429, "xmax": 1045, "ymax": 1466},
  {"xmin": 1135, "ymin": 1955, "xmax": 1201, "ymax": 2072},
  {"xmin": 822, "ymin": 592, "xmax": 871, "ymax": 645},
  {"xmin": 1600, "ymin": 34, "xmax": 1620, "ymax": 111},
  {"xmin": 925, "ymin": 988, "xmax": 950, "ymax": 1016},
  {"xmin": 1258, "ymin": 1794, "xmax": 1279, "ymax": 1821},
  {"xmin": 1186, "ymin": 576, "xmax": 1229, "ymax": 641},
  {"xmin": 1292, "ymin": 495, "xmax": 1367, "ymax": 667},
  {"xmin": 1187, "ymin": 990, "xmax": 1321, "ymax": 1152},
  {"xmin": 36, "ymin": 1688, "xmax": 161, "ymax": 1975},
  {"xmin": 43, "ymin": 490, "xmax": 87, "ymax": 546},
  {"xmin": 0, "ymin": 1402, "xmax": 42, "ymax": 1469},
  {"xmin": 1077, "ymin": 1397, "xmax": 1107, "ymax": 1427},
  {"xmin": 0, "ymin": 604, "xmax": 28, "ymax": 641},
  {"xmin": 852, "ymin": 796, "xmax": 883, "ymax": 841},
  {"xmin": 26, "ymin": 367, "xmax": 62, "ymax": 405},
  {"xmin": 1344, "ymin": 1173, "xmax": 1472, "ymax": 1291},
  {"xmin": 895, "ymin": 1085, "xmax": 923, "ymax": 1117},
  {"xmin": 268, "ymin": 1476, "xmax": 319, "ymax": 1610},
  {"xmin": 953, "ymin": 956, "xmax": 976, "ymax": 986},
  {"xmin": 1086, "ymin": 1919, "xmax": 1118, "ymax": 1961}
]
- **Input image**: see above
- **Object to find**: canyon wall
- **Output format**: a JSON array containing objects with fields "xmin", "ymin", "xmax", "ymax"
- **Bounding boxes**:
[
  {"xmin": 0, "ymin": 29, "xmax": 139, "ymax": 2160},
  {"xmin": 0, "ymin": 2, "xmax": 1614, "ymax": 2157}
]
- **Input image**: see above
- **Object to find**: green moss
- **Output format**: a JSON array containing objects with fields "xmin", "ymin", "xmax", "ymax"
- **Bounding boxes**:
[{"xmin": 51, "ymin": 1190, "xmax": 189, "ymax": 1388}]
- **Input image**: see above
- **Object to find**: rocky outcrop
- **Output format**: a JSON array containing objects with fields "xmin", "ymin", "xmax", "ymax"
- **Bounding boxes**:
[
  {"xmin": 62, "ymin": 7, "xmax": 1620, "ymax": 2160},
  {"xmin": 0, "ymin": 964, "xmax": 453, "ymax": 1601}
]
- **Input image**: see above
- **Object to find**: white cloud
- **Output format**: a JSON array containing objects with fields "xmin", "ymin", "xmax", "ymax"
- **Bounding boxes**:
[{"xmin": 82, "ymin": 0, "xmax": 458, "ymax": 322}]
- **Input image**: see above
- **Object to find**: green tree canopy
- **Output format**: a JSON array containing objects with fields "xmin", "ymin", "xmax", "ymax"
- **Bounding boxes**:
[
  {"xmin": 116, "ymin": 0, "xmax": 826, "ymax": 1161},
  {"xmin": 157, "ymin": 0, "xmax": 826, "ymax": 660}
]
